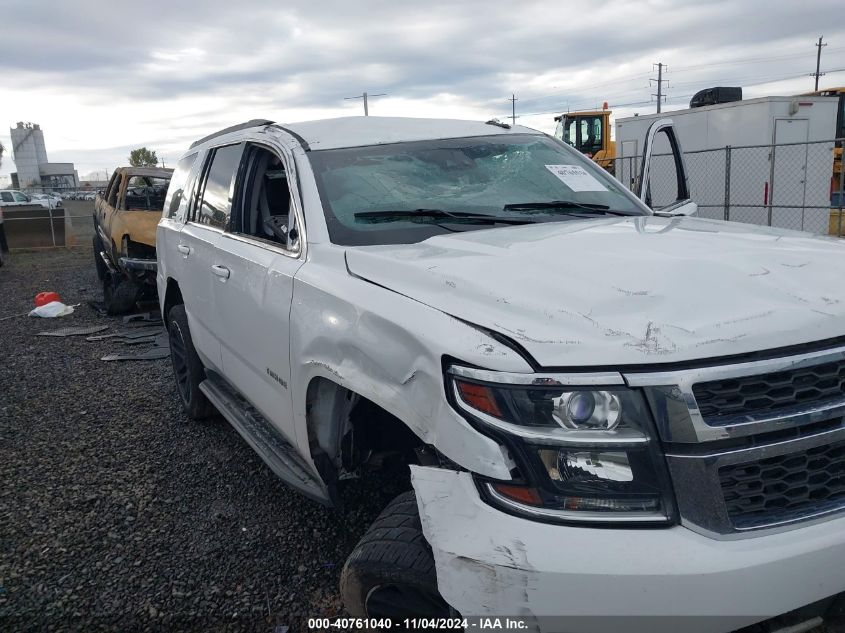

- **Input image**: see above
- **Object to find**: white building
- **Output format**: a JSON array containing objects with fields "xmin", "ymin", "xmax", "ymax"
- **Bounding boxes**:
[{"xmin": 9, "ymin": 122, "xmax": 79, "ymax": 191}]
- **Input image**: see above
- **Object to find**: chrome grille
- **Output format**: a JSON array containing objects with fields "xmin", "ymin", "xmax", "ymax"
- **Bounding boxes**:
[
  {"xmin": 719, "ymin": 439, "xmax": 845, "ymax": 529},
  {"xmin": 625, "ymin": 344, "xmax": 845, "ymax": 536},
  {"xmin": 693, "ymin": 359, "xmax": 845, "ymax": 423}
]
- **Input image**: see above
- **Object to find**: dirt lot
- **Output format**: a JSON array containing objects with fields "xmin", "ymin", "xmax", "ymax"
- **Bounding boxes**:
[{"xmin": 0, "ymin": 247, "xmax": 405, "ymax": 632}]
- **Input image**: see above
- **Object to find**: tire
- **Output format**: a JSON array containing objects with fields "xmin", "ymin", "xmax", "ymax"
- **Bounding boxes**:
[
  {"xmin": 93, "ymin": 235, "xmax": 107, "ymax": 280},
  {"xmin": 103, "ymin": 274, "xmax": 139, "ymax": 315},
  {"xmin": 341, "ymin": 491, "xmax": 452, "ymax": 620},
  {"xmin": 166, "ymin": 304, "xmax": 214, "ymax": 420}
]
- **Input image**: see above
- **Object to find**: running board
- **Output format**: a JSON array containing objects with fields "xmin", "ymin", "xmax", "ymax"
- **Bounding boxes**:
[{"xmin": 199, "ymin": 376, "xmax": 330, "ymax": 505}]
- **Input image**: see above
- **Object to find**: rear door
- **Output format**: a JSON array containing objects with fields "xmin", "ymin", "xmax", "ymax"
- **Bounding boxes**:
[
  {"xmin": 157, "ymin": 151, "xmax": 201, "ymax": 313},
  {"xmin": 178, "ymin": 143, "xmax": 245, "ymax": 371},
  {"xmin": 210, "ymin": 139, "xmax": 306, "ymax": 447}
]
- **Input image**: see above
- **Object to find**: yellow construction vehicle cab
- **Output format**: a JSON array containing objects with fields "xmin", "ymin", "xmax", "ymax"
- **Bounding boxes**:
[
  {"xmin": 553, "ymin": 105, "xmax": 616, "ymax": 171},
  {"xmin": 800, "ymin": 87, "xmax": 845, "ymax": 234}
]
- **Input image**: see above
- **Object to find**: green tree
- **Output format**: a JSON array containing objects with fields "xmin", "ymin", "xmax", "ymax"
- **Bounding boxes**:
[{"xmin": 128, "ymin": 147, "xmax": 159, "ymax": 167}]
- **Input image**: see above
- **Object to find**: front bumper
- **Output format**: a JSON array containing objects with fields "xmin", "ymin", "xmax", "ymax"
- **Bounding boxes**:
[{"xmin": 411, "ymin": 466, "xmax": 845, "ymax": 633}]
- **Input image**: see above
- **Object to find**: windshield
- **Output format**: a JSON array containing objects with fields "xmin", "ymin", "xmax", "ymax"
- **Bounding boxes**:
[{"xmin": 308, "ymin": 134, "xmax": 647, "ymax": 245}]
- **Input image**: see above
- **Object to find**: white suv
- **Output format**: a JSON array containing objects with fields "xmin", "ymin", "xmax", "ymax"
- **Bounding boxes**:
[{"xmin": 157, "ymin": 117, "xmax": 845, "ymax": 631}]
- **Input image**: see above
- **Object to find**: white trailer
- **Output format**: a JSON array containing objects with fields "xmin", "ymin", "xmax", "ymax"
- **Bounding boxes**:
[{"xmin": 615, "ymin": 96, "xmax": 838, "ymax": 234}]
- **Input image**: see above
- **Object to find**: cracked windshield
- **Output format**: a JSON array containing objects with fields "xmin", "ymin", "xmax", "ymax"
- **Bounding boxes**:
[{"xmin": 309, "ymin": 133, "xmax": 646, "ymax": 244}]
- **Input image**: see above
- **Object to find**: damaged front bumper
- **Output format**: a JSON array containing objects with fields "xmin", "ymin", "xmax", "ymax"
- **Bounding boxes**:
[
  {"xmin": 411, "ymin": 466, "xmax": 845, "ymax": 633},
  {"xmin": 118, "ymin": 256, "xmax": 157, "ymax": 272}
]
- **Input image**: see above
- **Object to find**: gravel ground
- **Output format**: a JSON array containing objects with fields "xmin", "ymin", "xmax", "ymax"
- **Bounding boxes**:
[{"xmin": 0, "ymin": 247, "xmax": 406, "ymax": 632}]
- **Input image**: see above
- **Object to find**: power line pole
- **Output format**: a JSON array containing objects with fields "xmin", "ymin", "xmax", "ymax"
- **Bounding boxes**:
[
  {"xmin": 509, "ymin": 94, "xmax": 518, "ymax": 126},
  {"xmin": 344, "ymin": 91, "xmax": 387, "ymax": 116},
  {"xmin": 650, "ymin": 63, "xmax": 667, "ymax": 113},
  {"xmin": 813, "ymin": 36, "xmax": 827, "ymax": 91}
]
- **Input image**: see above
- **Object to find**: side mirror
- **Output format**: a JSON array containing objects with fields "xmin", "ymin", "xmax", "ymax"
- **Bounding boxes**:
[{"xmin": 637, "ymin": 118, "xmax": 694, "ymax": 214}]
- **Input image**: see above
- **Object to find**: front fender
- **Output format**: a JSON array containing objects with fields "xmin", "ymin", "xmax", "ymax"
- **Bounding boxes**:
[{"xmin": 289, "ymin": 248, "xmax": 533, "ymax": 480}]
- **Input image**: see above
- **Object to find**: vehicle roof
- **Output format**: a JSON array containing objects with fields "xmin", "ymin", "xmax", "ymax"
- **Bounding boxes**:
[
  {"xmin": 280, "ymin": 116, "xmax": 541, "ymax": 150},
  {"xmin": 115, "ymin": 166, "xmax": 174, "ymax": 177},
  {"xmin": 553, "ymin": 110, "xmax": 612, "ymax": 120}
]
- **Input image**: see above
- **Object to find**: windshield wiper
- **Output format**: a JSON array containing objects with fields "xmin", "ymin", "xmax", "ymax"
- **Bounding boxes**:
[
  {"xmin": 354, "ymin": 209, "xmax": 533, "ymax": 225},
  {"xmin": 503, "ymin": 200, "xmax": 632, "ymax": 215}
]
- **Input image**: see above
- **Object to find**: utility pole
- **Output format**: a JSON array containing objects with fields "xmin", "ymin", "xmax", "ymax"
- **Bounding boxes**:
[
  {"xmin": 509, "ymin": 94, "xmax": 518, "ymax": 126},
  {"xmin": 813, "ymin": 36, "xmax": 827, "ymax": 91},
  {"xmin": 344, "ymin": 91, "xmax": 387, "ymax": 116},
  {"xmin": 650, "ymin": 63, "xmax": 667, "ymax": 113}
]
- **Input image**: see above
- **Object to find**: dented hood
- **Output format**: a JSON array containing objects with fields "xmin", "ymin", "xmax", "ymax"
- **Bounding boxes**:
[{"xmin": 345, "ymin": 216, "xmax": 845, "ymax": 367}]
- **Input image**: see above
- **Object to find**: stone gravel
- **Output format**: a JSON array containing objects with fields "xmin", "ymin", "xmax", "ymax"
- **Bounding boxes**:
[{"xmin": 0, "ymin": 247, "xmax": 407, "ymax": 632}]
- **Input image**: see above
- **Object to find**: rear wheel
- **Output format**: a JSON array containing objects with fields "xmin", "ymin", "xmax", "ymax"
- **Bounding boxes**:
[
  {"xmin": 167, "ymin": 304, "xmax": 214, "ymax": 420},
  {"xmin": 341, "ymin": 491, "xmax": 452, "ymax": 620},
  {"xmin": 103, "ymin": 273, "xmax": 139, "ymax": 315}
]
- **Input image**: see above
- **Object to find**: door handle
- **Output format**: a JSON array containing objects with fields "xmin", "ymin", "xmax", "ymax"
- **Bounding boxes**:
[
  {"xmin": 211, "ymin": 264, "xmax": 230, "ymax": 280},
  {"xmin": 177, "ymin": 244, "xmax": 191, "ymax": 256}
]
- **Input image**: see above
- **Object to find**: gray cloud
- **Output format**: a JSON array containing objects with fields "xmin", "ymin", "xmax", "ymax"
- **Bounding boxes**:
[{"xmin": 1, "ymin": 0, "xmax": 843, "ymax": 176}]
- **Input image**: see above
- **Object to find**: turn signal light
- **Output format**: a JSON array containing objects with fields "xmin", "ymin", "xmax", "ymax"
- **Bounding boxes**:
[{"xmin": 455, "ymin": 380, "xmax": 503, "ymax": 418}]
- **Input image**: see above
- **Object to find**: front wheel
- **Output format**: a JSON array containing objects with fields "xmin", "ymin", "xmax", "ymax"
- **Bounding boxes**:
[
  {"xmin": 93, "ymin": 235, "xmax": 107, "ymax": 280},
  {"xmin": 102, "ymin": 274, "xmax": 139, "ymax": 315},
  {"xmin": 341, "ymin": 491, "xmax": 453, "ymax": 620}
]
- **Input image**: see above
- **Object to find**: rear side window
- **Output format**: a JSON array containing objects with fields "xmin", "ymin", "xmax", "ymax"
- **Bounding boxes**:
[
  {"xmin": 196, "ymin": 144, "xmax": 243, "ymax": 229},
  {"xmin": 1, "ymin": 192, "xmax": 13, "ymax": 202},
  {"xmin": 165, "ymin": 153, "xmax": 198, "ymax": 219}
]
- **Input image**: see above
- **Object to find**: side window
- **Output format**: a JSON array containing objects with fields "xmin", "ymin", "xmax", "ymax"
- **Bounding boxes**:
[
  {"xmin": 1, "ymin": 192, "xmax": 14, "ymax": 203},
  {"xmin": 106, "ymin": 171, "xmax": 122, "ymax": 207},
  {"xmin": 564, "ymin": 119, "xmax": 577, "ymax": 146},
  {"xmin": 123, "ymin": 175, "xmax": 170, "ymax": 211},
  {"xmin": 165, "ymin": 153, "xmax": 198, "ymax": 219},
  {"xmin": 196, "ymin": 144, "xmax": 243, "ymax": 230},
  {"xmin": 230, "ymin": 144, "xmax": 299, "ymax": 252},
  {"xmin": 13, "ymin": 192, "xmax": 28, "ymax": 202}
]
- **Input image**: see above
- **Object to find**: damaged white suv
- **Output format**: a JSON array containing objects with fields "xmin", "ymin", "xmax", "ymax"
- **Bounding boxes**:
[{"xmin": 158, "ymin": 116, "xmax": 845, "ymax": 632}]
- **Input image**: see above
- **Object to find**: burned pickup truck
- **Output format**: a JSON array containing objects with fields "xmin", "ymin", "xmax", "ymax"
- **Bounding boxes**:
[{"xmin": 93, "ymin": 166, "xmax": 173, "ymax": 314}]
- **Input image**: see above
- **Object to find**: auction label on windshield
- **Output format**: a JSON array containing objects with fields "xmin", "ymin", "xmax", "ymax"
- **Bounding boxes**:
[{"xmin": 545, "ymin": 164, "xmax": 607, "ymax": 192}]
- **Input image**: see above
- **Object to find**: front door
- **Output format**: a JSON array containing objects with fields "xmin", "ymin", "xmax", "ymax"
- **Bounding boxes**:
[{"xmin": 210, "ymin": 141, "xmax": 305, "ymax": 447}]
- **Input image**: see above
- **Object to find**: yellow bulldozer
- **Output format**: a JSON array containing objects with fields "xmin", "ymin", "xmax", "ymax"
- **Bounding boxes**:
[{"xmin": 553, "ymin": 104, "xmax": 616, "ymax": 171}]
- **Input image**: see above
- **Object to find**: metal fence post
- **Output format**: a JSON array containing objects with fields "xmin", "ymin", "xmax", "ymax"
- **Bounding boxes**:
[
  {"xmin": 767, "ymin": 142, "xmax": 776, "ymax": 227},
  {"xmin": 723, "ymin": 145, "xmax": 732, "ymax": 221},
  {"xmin": 838, "ymin": 160, "xmax": 844, "ymax": 237}
]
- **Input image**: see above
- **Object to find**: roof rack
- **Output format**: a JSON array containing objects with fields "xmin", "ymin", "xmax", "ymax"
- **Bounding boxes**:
[{"xmin": 189, "ymin": 119, "xmax": 275, "ymax": 149}]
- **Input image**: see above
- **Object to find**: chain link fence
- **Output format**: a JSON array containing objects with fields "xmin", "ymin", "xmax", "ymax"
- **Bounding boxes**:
[
  {"xmin": 0, "ymin": 185, "xmax": 100, "ymax": 250},
  {"xmin": 611, "ymin": 138, "xmax": 845, "ymax": 237}
]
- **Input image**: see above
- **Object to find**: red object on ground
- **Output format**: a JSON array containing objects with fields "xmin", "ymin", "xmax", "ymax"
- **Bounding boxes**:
[{"xmin": 35, "ymin": 292, "xmax": 61, "ymax": 307}]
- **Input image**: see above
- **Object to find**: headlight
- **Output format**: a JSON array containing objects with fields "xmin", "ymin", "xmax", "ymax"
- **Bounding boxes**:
[{"xmin": 448, "ymin": 366, "xmax": 674, "ymax": 524}]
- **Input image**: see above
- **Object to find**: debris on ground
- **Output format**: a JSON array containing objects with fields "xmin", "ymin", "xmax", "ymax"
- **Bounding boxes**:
[
  {"xmin": 86, "ymin": 327, "xmax": 162, "ymax": 341},
  {"xmin": 28, "ymin": 301, "xmax": 76, "ymax": 318},
  {"xmin": 1, "ymin": 247, "xmax": 397, "ymax": 630},
  {"xmin": 36, "ymin": 325, "xmax": 109, "ymax": 337}
]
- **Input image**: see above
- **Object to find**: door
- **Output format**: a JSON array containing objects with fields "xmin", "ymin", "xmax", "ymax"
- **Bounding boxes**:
[
  {"xmin": 771, "ymin": 118, "xmax": 809, "ymax": 231},
  {"xmin": 210, "ymin": 141, "xmax": 305, "ymax": 447},
  {"xmin": 157, "ymin": 150, "xmax": 201, "ymax": 313},
  {"xmin": 179, "ymin": 142, "xmax": 245, "ymax": 371},
  {"xmin": 638, "ymin": 118, "xmax": 697, "ymax": 217},
  {"xmin": 98, "ymin": 172, "xmax": 122, "ymax": 249}
]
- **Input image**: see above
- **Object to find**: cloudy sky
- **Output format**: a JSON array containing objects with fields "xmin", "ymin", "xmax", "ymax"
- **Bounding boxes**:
[{"xmin": 1, "ymin": 0, "xmax": 843, "ymax": 184}]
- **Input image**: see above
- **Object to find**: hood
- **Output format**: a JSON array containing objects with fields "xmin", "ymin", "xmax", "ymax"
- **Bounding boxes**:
[
  {"xmin": 121, "ymin": 211, "xmax": 161, "ymax": 248},
  {"xmin": 345, "ymin": 216, "xmax": 845, "ymax": 367}
]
